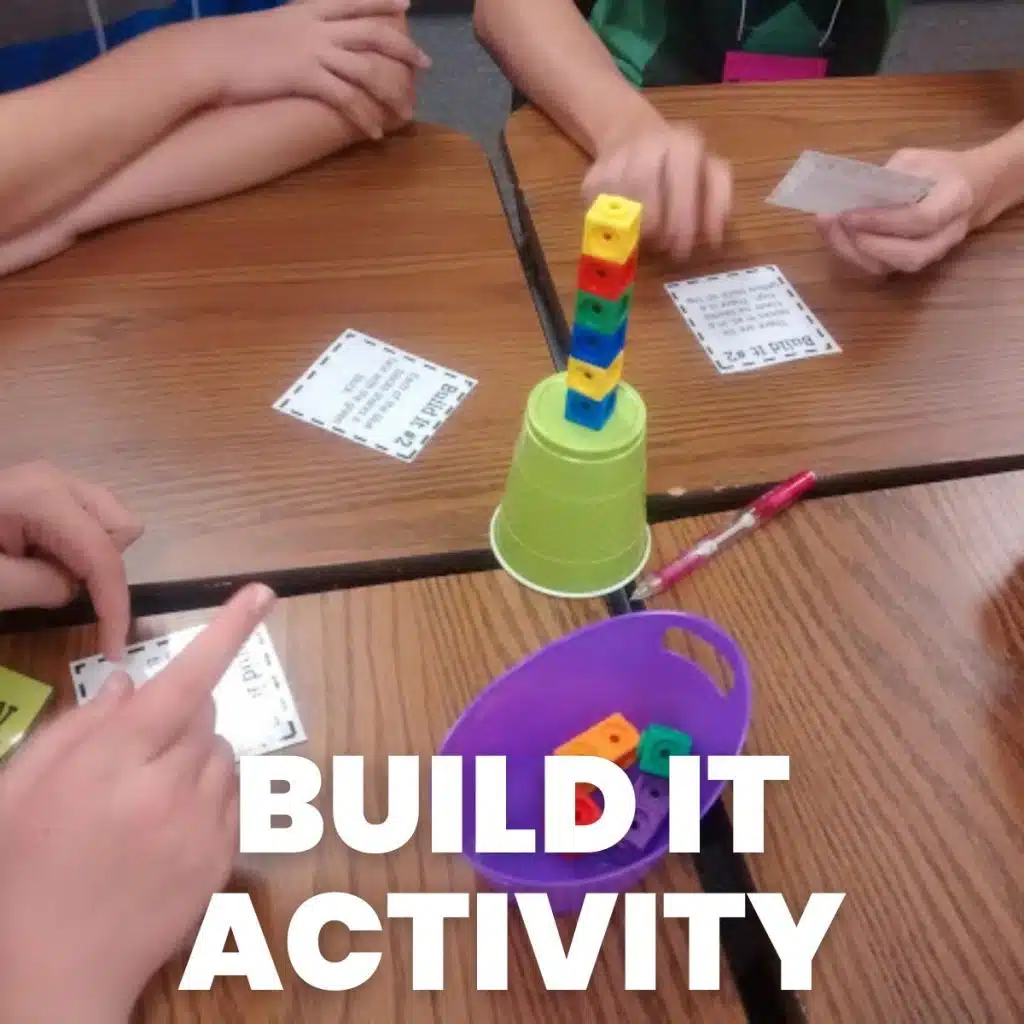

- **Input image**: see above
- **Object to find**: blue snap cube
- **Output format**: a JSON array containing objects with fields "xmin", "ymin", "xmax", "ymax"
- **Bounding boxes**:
[
  {"xmin": 569, "ymin": 321, "xmax": 626, "ymax": 369},
  {"xmin": 565, "ymin": 386, "xmax": 617, "ymax": 431}
]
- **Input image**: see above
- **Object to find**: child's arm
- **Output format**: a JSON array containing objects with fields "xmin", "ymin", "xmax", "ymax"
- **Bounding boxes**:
[
  {"xmin": 0, "ymin": 9, "xmax": 420, "ymax": 276},
  {"xmin": 0, "ymin": 92, "xmax": 402, "ymax": 277},
  {"xmin": 0, "ymin": 0, "xmax": 423, "ymax": 240},
  {"xmin": 0, "ymin": 51, "xmax": 413, "ymax": 277},
  {"xmin": 475, "ymin": 0, "xmax": 731, "ymax": 262},
  {"xmin": 0, "ymin": 26, "xmax": 226, "ymax": 238},
  {"xmin": 473, "ymin": 0, "xmax": 665, "ymax": 157},
  {"xmin": 70, "ymin": 95, "xmax": 400, "ymax": 237},
  {"xmin": 969, "ymin": 120, "xmax": 1024, "ymax": 228},
  {"xmin": 60, "ymin": 11, "xmax": 415, "ymax": 239}
]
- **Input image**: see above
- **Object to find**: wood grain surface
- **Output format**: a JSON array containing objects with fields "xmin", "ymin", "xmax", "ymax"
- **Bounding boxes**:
[
  {"xmin": 0, "ymin": 125, "xmax": 553, "ymax": 596},
  {"xmin": 645, "ymin": 473, "xmax": 1024, "ymax": 1020},
  {"xmin": 0, "ymin": 572, "xmax": 743, "ymax": 1023},
  {"xmin": 505, "ymin": 72, "xmax": 1024, "ymax": 502}
]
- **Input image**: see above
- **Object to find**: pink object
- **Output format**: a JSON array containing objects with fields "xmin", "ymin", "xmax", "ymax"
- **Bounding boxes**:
[
  {"xmin": 723, "ymin": 51, "xmax": 828, "ymax": 83},
  {"xmin": 749, "ymin": 470, "xmax": 817, "ymax": 518},
  {"xmin": 632, "ymin": 471, "xmax": 817, "ymax": 600}
]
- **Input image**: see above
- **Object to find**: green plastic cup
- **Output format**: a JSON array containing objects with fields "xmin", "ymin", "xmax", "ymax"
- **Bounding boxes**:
[{"xmin": 490, "ymin": 372, "xmax": 650, "ymax": 598}]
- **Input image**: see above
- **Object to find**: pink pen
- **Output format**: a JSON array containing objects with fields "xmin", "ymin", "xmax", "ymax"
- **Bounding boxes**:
[{"xmin": 632, "ymin": 471, "xmax": 817, "ymax": 601}]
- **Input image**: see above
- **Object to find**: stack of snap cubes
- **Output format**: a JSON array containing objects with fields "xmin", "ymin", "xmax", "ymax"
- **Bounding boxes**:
[{"xmin": 565, "ymin": 194, "xmax": 643, "ymax": 431}]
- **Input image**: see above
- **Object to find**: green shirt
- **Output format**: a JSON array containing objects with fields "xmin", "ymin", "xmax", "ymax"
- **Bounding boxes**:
[{"xmin": 588, "ymin": 0, "xmax": 904, "ymax": 86}]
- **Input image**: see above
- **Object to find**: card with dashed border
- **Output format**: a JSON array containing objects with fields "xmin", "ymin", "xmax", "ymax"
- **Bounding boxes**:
[
  {"xmin": 665, "ymin": 265, "xmax": 840, "ymax": 374},
  {"xmin": 274, "ymin": 329, "xmax": 477, "ymax": 462},
  {"xmin": 69, "ymin": 625, "xmax": 306, "ymax": 758}
]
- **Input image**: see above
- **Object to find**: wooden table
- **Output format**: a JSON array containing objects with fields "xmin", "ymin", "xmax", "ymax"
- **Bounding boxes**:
[
  {"xmin": 0, "ymin": 125, "xmax": 553, "ymax": 602},
  {"xmin": 0, "ymin": 572, "xmax": 744, "ymax": 1023},
  {"xmin": 505, "ymin": 72, "xmax": 1024, "ymax": 505},
  {"xmin": 646, "ymin": 473, "xmax": 1024, "ymax": 1020}
]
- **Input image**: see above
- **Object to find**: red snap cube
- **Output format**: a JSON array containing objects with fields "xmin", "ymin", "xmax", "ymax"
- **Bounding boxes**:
[
  {"xmin": 578, "ymin": 250, "xmax": 637, "ymax": 301},
  {"xmin": 574, "ymin": 788, "xmax": 602, "ymax": 827}
]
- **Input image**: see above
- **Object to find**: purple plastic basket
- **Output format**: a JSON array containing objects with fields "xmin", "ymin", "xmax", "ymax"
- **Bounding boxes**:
[{"xmin": 438, "ymin": 611, "xmax": 752, "ymax": 914}]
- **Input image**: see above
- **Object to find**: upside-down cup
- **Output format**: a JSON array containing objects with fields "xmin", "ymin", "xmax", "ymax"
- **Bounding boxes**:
[{"xmin": 490, "ymin": 372, "xmax": 649, "ymax": 599}]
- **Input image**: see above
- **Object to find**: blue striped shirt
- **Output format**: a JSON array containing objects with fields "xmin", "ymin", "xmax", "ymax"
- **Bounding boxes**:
[{"xmin": 0, "ymin": 0, "xmax": 286, "ymax": 93}]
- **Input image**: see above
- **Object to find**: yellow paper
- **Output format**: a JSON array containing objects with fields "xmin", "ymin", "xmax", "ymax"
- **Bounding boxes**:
[{"xmin": 0, "ymin": 665, "xmax": 53, "ymax": 763}]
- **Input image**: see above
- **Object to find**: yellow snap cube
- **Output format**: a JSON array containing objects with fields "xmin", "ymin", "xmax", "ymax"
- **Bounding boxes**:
[
  {"xmin": 581, "ymin": 194, "xmax": 643, "ymax": 265},
  {"xmin": 567, "ymin": 352, "xmax": 624, "ymax": 401}
]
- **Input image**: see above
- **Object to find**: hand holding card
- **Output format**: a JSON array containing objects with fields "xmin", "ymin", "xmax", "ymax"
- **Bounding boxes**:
[
  {"xmin": 767, "ymin": 150, "xmax": 935, "ymax": 216},
  {"xmin": 0, "ymin": 584, "xmax": 275, "ymax": 1024},
  {"xmin": 816, "ymin": 147, "xmax": 988, "ymax": 275}
]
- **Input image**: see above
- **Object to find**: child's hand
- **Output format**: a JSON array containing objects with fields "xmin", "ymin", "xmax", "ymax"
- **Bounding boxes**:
[
  {"xmin": 0, "ymin": 584, "xmax": 275, "ymax": 1024},
  {"xmin": 346, "ymin": 12, "xmax": 418, "ymax": 134},
  {"xmin": 582, "ymin": 122, "xmax": 732, "ymax": 264},
  {"xmin": 191, "ymin": 0, "xmax": 431, "ymax": 138},
  {"xmin": 360, "ymin": 50, "xmax": 417, "ymax": 133},
  {"xmin": 0, "ymin": 461, "xmax": 142, "ymax": 659},
  {"xmin": 816, "ymin": 148, "xmax": 994, "ymax": 276}
]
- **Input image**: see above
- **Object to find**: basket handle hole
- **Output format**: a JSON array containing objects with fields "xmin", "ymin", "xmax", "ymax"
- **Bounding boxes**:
[{"xmin": 661, "ymin": 627, "xmax": 733, "ymax": 697}]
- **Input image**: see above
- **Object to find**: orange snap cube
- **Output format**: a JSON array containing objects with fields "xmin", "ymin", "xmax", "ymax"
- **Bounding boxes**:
[
  {"xmin": 554, "ymin": 713, "xmax": 640, "ymax": 770},
  {"xmin": 554, "ymin": 736, "xmax": 600, "ymax": 759}
]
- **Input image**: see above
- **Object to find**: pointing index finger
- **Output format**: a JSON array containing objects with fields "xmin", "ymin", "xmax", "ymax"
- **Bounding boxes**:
[{"xmin": 125, "ymin": 583, "xmax": 276, "ymax": 758}]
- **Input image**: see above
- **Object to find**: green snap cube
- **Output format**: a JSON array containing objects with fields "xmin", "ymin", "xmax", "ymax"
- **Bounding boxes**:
[{"xmin": 636, "ymin": 723, "xmax": 693, "ymax": 778}]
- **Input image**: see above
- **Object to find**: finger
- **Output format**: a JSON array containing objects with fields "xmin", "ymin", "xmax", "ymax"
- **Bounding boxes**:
[
  {"xmin": 320, "ymin": 50, "xmax": 411, "ymax": 119},
  {"xmin": 63, "ymin": 475, "xmax": 144, "ymax": 551},
  {"xmin": 582, "ymin": 147, "xmax": 631, "ymax": 207},
  {"xmin": 311, "ymin": 68, "xmax": 386, "ymax": 138},
  {"xmin": 194, "ymin": 742, "xmax": 240, "ymax": 893},
  {"xmin": 652, "ymin": 138, "xmax": 685, "ymax": 260},
  {"xmin": 197, "ymin": 735, "xmax": 238, "ymax": 819},
  {"xmin": 124, "ymin": 584, "xmax": 276, "ymax": 758},
  {"xmin": 663, "ymin": 136, "xmax": 700, "ymax": 261},
  {"xmin": 616, "ymin": 145, "xmax": 664, "ymax": 240},
  {"xmin": 884, "ymin": 149, "xmax": 930, "ymax": 173},
  {"xmin": 151, "ymin": 695, "xmax": 218, "ymax": 783},
  {"xmin": 331, "ymin": 20, "xmax": 431, "ymax": 69},
  {"xmin": 0, "ymin": 554, "xmax": 76, "ymax": 612},
  {"xmin": 702, "ymin": 155, "xmax": 733, "ymax": 250},
  {"xmin": 0, "ymin": 517, "xmax": 27, "ymax": 556},
  {"xmin": 851, "ymin": 219, "xmax": 967, "ymax": 275},
  {"xmin": 313, "ymin": 0, "xmax": 410, "ymax": 21},
  {"xmin": 840, "ymin": 176, "xmax": 972, "ymax": 239},
  {"xmin": 830, "ymin": 221, "xmax": 888, "ymax": 276},
  {"xmin": 819, "ymin": 218, "xmax": 888, "ymax": 276},
  {"xmin": 7, "ymin": 672, "xmax": 132, "ymax": 786},
  {"xmin": 217, "ymin": 789, "xmax": 241, "ymax": 883},
  {"xmin": 21, "ymin": 490, "xmax": 130, "ymax": 661}
]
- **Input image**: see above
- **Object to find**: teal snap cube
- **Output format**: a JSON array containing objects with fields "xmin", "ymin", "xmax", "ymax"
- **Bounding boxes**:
[{"xmin": 637, "ymin": 723, "xmax": 693, "ymax": 778}]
